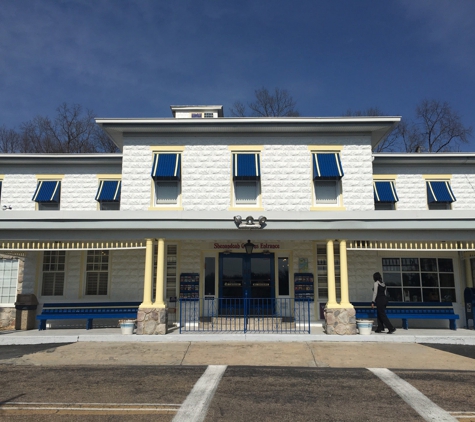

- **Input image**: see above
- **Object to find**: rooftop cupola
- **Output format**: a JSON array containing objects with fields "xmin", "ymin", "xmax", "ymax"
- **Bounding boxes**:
[{"xmin": 170, "ymin": 105, "xmax": 224, "ymax": 119}]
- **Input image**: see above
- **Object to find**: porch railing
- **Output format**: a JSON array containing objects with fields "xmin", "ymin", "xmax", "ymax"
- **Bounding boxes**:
[{"xmin": 179, "ymin": 297, "xmax": 311, "ymax": 334}]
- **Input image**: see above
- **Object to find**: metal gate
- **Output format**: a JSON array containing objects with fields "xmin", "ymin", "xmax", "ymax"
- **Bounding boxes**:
[{"xmin": 179, "ymin": 297, "xmax": 311, "ymax": 334}]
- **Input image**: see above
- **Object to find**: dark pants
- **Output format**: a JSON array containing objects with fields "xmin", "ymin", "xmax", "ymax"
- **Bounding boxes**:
[{"xmin": 375, "ymin": 298, "xmax": 394, "ymax": 331}]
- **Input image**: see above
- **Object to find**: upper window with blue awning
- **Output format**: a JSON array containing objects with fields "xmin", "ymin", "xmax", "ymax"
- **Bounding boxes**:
[
  {"xmin": 151, "ymin": 153, "xmax": 181, "ymax": 180},
  {"xmin": 374, "ymin": 181, "xmax": 399, "ymax": 203},
  {"xmin": 427, "ymin": 181, "xmax": 456, "ymax": 203},
  {"xmin": 233, "ymin": 153, "xmax": 260, "ymax": 180},
  {"xmin": 95, "ymin": 180, "xmax": 121, "ymax": 202},
  {"xmin": 313, "ymin": 153, "xmax": 344, "ymax": 179},
  {"xmin": 32, "ymin": 181, "xmax": 61, "ymax": 202}
]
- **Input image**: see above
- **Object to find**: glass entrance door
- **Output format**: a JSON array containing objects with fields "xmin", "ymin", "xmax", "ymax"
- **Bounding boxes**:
[{"xmin": 220, "ymin": 253, "xmax": 275, "ymax": 299}]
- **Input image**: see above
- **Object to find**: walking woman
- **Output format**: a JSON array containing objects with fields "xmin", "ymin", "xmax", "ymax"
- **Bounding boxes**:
[{"xmin": 371, "ymin": 272, "xmax": 396, "ymax": 334}]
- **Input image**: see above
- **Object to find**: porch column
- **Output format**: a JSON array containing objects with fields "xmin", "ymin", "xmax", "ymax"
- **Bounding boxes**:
[
  {"xmin": 139, "ymin": 238, "xmax": 154, "ymax": 308},
  {"xmin": 326, "ymin": 239, "xmax": 338, "ymax": 308},
  {"xmin": 323, "ymin": 239, "xmax": 356, "ymax": 335},
  {"xmin": 154, "ymin": 238, "xmax": 166, "ymax": 308},
  {"xmin": 339, "ymin": 240, "xmax": 352, "ymax": 308},
  {"xmin": 465, "ymin": 255, "xmax": 473, "ymax": 288},
  {"xmin": 136, "ymin": 237, "xmax": 168, "ymax": 335}
]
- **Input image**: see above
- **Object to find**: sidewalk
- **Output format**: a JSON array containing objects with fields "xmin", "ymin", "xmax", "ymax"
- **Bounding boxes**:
[{"xmin": 2, "ymin": 325, "xmax": 475, "ymax": 345}]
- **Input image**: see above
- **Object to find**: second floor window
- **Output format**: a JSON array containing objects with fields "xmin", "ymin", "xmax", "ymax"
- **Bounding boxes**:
[
  {"xmin": 151, "ymin": 153, "xmax": 181, "ymax": 206},
  {"xmin": 374, "ymin": 180, "xmax": 398, "ymax": 210},
  {"xmin": 312, "ymin": 153, "xmax": 344, "ymax": 207},
  {"xmin": 232, "ymin": 152, "xmax": 261, "ymax": 207},
  {"xmin": 426, "ymin": 181, "xmax": 455, "ymax": 210},
  {"xmin": 33, "ymin": 180, "xmax": 61, "ymax": 211}
]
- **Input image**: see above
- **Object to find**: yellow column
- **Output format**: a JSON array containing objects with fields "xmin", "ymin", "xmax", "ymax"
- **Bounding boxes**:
[
  {"xmin": 465, "ymin": 255, "xmax": 473, "ymax": 288},
  {"xmin": 154, "ymin": 238, "xmax": 166, "ymax": 308},
  {"xmin": 140, "ymin": 238, "xmax": 154, "ymax": 309},
  {"xmin": 326, "ymin": 239, "xmax": 338, "ymax": 308},
  {"xmin": 339, "ymin": 240, "xmax": 353, "ymax": 308}
]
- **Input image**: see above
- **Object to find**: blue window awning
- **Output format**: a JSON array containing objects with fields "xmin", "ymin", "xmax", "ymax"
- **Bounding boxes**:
[
  {"xmin": 427, "ymin": 181, "xmax": 456, "ymax": 203},
  {"xmin": 32, "ymin": 181, "xmax": 61, "ymax": 202},
  {"xmin": 95, "ymin": 180, "xmax": 121, "ymax": 202},
  {"xmin": 374, "ymin": 181, "xmax": 399, "ymax": 202},
  {"xmin": 233, "ymin": 153, "xmax": 260, "ymax": 179},
  {"xmin": 313, "ymin": 153, "xmax": 344, "ymax": 179},
  {"xmin": 151, "ymin": 154, "xmax": 181, "ymax": 180}
]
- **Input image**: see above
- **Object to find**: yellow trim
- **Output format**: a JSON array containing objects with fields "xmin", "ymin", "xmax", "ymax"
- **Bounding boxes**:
[
  {"xmin": 96, "ymin": 174, "xmax": 122, "ymax": 179},
  {"xmin": 373, "ymin": 174, "xmax": 398, "ymax": 180},
  {"xmin": 308, "ymin": 145, "xmax": 343, "ymax": 152},
  {"xmin": 228, "ymin": 145, "xmax": 264, "ymax": 151},
  {"xmin": 0, "ymin": 174, "xmax": 4, "ymax": 180},
  {"xmin": 140, "ymin": 238, "xmax": 154, "ymax": 308},
  {"xmin": 422, "ymin": 174, "xmax": 452, "ymax": 180},
  {"xmin": 310, "ymin": 206, "xmax": 346, "ymax": 211},
  {"xmin": 150, "ymin": 146, "xmax": 185, "ymax": 152},
  {"xmin": 149, "ymin": 206, "xmax": 184, "ymax": 211},
  {"xmin": 228, "ymin": 206, "xmax": 265, "ymax": 211},
  {"xmin": 154, "ymin": 238, "xmax": 166, "ymax": 308},
  {"xmin": 35, "ymin": 174, "xmax": 65, "ymax": 180}
]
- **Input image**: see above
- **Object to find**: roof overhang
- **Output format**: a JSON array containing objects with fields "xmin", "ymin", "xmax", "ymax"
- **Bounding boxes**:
[{"xmin": 95, "ymin": 117, "xmax": 401, "ymax": 150}]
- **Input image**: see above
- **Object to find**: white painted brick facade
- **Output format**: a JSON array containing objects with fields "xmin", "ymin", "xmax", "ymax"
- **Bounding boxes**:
[{"xmin": 120, "ymin": 134, "xmax": 374, "ymax": 211}]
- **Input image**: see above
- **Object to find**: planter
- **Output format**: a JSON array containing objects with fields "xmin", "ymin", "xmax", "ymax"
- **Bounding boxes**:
[
  {"xmin": 119, "ymin": 319, "xmax": 136, "ymax": 335},
  {"xmin": 356, "ymin": 320, "xmax": 373, "ymax": 335}
]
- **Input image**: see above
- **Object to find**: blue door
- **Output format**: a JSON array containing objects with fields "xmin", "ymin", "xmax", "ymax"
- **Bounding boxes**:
[{"xmin": 219, "ymin": 253, "xmax": 275, "ymax": 314}]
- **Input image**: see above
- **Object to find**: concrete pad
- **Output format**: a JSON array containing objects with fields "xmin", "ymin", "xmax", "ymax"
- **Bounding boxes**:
[
  {"xmin": 307, "ymin": 342, "xmax": 475, "ymax": 370},
  {"xmin": 7, "ymin": 342, "xmax": 192, "ymax": 366},
  {"xmin": 181, "ymin": 342, "xmax": 322, "ymax": 367}
]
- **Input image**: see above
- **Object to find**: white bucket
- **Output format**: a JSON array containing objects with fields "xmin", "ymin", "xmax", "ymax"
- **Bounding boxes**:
[
  {"xmin": 120, "ymin": 321, "xmax": 135, "ymax": 335},
  {"xmin": 356, "ymin": 320, "xmax": 373, "ymax": 335}
]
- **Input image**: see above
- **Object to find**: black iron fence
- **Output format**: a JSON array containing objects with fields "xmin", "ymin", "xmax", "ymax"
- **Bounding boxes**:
[{"xmin": 179, "ymin": 297, "xmax": 311, "ymax": 334}]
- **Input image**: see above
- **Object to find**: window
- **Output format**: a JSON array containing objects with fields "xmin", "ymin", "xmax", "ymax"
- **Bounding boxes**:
[
  {"xmin": 204, "ymin": 257, "xmax": 216, "ymax": 296},
  {"xmin": 312, "ymin": 152, "xmax": 344, "ymax": 208},
  {"xmin": 41, "ymin": 251, "xmax": 65, "ymax": 296},
  {"xmin": 153, "ymin": 243, "xmax": 178, "ymax": 323},
  {"xmin": 0, "ymin": 258, "xmax": 19, "ymax": 303},
  {"xmin": 151, "ymin": 153, "xmax": 181, "ymax": 207},
  {"xmin": 232, "ymin": 152, "xmax": 261, "ymax": 207},
  {"xmin": 95, "ymin": 180, "xmax": 121, "ymax": 211},
  {"xmin": 314, "ymin": 180, "xmax": 339, "ymax": 205},
  {"xmin": 278, "ymin": 257, "xmax": 290, "ymax": 296},
  {"xmin": 33, "ymin": 180, "xmax": 61, "ymax": 211},
  {"xmin": 317, "ymin": 244, "xmax": 340, "ymax": 300},
  {"xmin": 374, "ymin": 180, "xmax": 398, "ymax": 210},
  {"xmin": 204, "ymin": 112, "xmax": 214, "ymax": 118},
  {"xmin": 85, "ymin": 250, "xmax": 109, "ymax": 295},
  {"xmin": 426, "ymin": 181, "xmax": 455, "ymax": 210},
  {"xmin": 155, "ymin": 181, "xmax": 179, "ymax": 204},
  {"xmin": 382, "ymin": 257, "xmax": 456, "ymax": 302}
]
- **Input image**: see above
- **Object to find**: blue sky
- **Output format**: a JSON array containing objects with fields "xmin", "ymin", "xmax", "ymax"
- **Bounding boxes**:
[{"xmin": 1, "ymin": 1, "xmax": 474, "ymax": 148}]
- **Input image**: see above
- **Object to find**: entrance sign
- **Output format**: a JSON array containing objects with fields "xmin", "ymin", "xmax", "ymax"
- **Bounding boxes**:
[{"xmin": 214, "ymin": 242, "xmax": 280, "ymax": 250}]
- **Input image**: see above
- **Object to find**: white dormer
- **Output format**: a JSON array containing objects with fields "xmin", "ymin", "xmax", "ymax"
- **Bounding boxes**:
[{"xmin": 170, "ymin": 105, "xmax": 224, "ymax": 119}]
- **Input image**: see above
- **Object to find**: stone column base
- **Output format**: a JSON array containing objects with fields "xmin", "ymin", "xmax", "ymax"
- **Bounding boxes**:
[
  {"xmin": 136, "ymin": 308, "xmax": 168, "ymax": 335},
  {"xmin": 324, "ymin": 307, "xmax": 357, "ymax": 335}
]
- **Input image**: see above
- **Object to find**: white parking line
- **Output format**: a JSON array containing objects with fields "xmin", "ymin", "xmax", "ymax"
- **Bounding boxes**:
[
  {"xmin": 173, "ymin": 365, "xmax": 227, "ymax": 422},
  {"xmin": 368, "ymin": 368, "xmax": 457, "ymax": 422}
]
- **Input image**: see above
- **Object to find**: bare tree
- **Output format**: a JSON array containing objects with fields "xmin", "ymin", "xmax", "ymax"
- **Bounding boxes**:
[
  {"xmin": 0, "ymin": 125, "xmax": 21, "ymax": 153},
  {"xmin": 413, "ymin": 99, "xmax": 472, "ymax": 152},
  {"xmin": 230, "ymin": 87, "xmax": 300, "ymax": 117},
  {"xmin": 18, "ymin": 103, "xmax": 118, "ymax": 153}
]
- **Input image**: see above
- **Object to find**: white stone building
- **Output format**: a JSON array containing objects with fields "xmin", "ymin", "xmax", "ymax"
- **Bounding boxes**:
[{"xmin": 0, "ymin": 105, "xmax": 473, "ymax": 333}]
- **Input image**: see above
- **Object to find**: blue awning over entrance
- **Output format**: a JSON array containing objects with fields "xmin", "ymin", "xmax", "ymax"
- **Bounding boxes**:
[
  {"xmin": 313, "ymin": 153, "xmax": 344, "ymax": 179},
  {"xmin": 151, "ymin": 154, "xmax": 181, "ymax": 180},
  {"xmin": 233, "ymin": 153, "xmax": 260, "ymax": 179},
  {"xmin": 373, "ymin": 181, "xmax": 399, "ymax": 202},
  {"xmin": 32, "ymin": 181, "xmax": 61, "ymax": 202},
  {"xmin": 95, "ymin": 180, "xmax": 121, "ymax": 201},
  {"xmin": 427, "ymin": 181, "xmax": 456, "ymax": 203}
]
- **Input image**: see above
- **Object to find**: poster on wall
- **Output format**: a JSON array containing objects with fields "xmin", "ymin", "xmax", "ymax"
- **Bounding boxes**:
[{"xmin": 298, "ymin": 258, "xmax": 308, "ymax": 272}]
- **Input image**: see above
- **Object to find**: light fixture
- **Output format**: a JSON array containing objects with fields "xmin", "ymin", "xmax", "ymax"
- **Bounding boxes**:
[
  {"xmin": 244, "ymin": 239, "xmax": 255, "ymax": 254},
  {"xmin": 233, "ymin": 215, "xmax": 267, "ymax": 230},
  {"xmin": 262, "ymin": 249, "xmax": 270, "ymax": 255},
  {"xmin": 223, "ymin": 250, "xmax": 231, "ymax": 255}
]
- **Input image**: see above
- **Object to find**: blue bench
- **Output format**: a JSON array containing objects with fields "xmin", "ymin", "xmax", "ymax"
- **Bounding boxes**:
[
  {"xmin": 36, "ymin": 302, "xmax": 141, "ymax": 330},
  {"xmin": 353, "ymin": 301, "xmax": 460, "ymax": 330}
]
